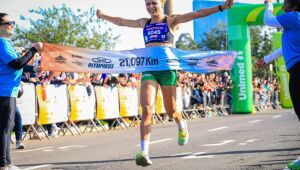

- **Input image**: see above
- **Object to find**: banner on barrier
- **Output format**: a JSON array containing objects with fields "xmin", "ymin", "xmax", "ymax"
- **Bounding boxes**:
[
  {"xmin": 155, "ymin": 87, "xmax": 183, "ymax": 114},
  {"xmin": 68, "ymin": 85, "xmax": 96, "ymax": 121},
  {"xmin": 41, "ymin": 43, "xmax": 236, "ymax": 74},
  {"xmin": 17, "ymin": 83, "xmax": 36, "ymax": 126},
  {"xmin": 118, "ymin": 86, "xmax": 139, "ymax": 117},
  {"xmin": 156, "ymin": 87, "xmax": 166, "ymax": 114},
  {"xmin": 176, "ymin": 87, "xmax": 184, "ymax": 112},
  {"xmin": 95, "ymin": 86, "xmax": 120, "ymax": 120},
  {"xmin": 37, "ymin": 84, "xmax": 69, "ymax": 125}
]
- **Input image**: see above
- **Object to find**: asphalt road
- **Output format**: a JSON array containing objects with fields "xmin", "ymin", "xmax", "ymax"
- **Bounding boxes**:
[{"xmin": 12, "ymin": 109, "xmax": 300, "ymax": 170}]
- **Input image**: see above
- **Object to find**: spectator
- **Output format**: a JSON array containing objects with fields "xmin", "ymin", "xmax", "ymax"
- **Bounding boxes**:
[
  {"xmin": 0, "ymin": 13, "xmax": 42, "ymax": 170},
  {"xmin": 191, "ymin": 83, "xmax": 203, "ymax": 109},
  {"xmin": 128, "ymin": 73, "xmax": 141, "ymax": 88},
  {"xmin": 118, "ymin": 73, "xmax": 130, "ymax": 87}
]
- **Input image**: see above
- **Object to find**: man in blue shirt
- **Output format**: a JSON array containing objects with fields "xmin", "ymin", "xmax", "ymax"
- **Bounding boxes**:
[{"xmin": 0, "ymin": 13, "xmax": 42, "ymax": 170}]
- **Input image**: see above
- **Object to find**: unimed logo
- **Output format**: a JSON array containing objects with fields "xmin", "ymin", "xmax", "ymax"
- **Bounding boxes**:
[{"xmin": 236, "ymin": 51, "xmax": 246, "ymax": 101}]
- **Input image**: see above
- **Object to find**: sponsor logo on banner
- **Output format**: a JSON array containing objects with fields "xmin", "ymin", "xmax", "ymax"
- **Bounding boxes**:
[
  {"xmin": 206, "ymin": 59, "xmax": 219, "ymax": 67},
  {"xmin": 72, "ymin": 61, "xmax": 83, "ymax": 66},
  {"xmin": 92, "ymin": 57, "xmax": 112, "ymax": 63},
  {"xmin": 72, "ymin": 54, "xmax": 83, "ymax": 59},
  {"xmin": 55, "ymin": 54, "xmax": 67, "ymax": 64},
  {"xmin": 88, "ymin": 56, "xmax": 114, "ymax": 69},
  {"xmin": 167, "ymin": 59, "xmax": 179, "ymax": 64},
  {"xmin": 71, "ymin": 55, "xmax": 84, "ymax": 66},
  {"xmin": 186, "ymin": 59, "xmax": 199, "ymax": 66},
  {"xmin": 186, "ymin": 58, "xmax": 219, "ymax": 67}
]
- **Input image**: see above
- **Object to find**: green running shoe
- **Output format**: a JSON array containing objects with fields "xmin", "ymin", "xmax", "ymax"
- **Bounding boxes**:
[
  {"xmin": 178, "ymin": 120, "xmax": 189, "ymax": 146},
  {"xmin": 288, "ymin": 159, "xmax": 300, "ymax": 170},
  {"xmin": 135, "ymin": 151, "xmax": 152, "ymax": 167}
]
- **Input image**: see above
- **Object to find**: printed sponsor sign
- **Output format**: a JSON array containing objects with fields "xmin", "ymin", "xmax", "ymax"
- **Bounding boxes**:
[
  {"xmin": 69, "ymin": 85, "xmax": 96, "ymax": 121},
  {"xmin": 37, "ymin": 84, "xmax": 68, "ymax": 125},
  {"xmin": 17, "ymin": 83, "xmax": 36, "ymax": 125}
]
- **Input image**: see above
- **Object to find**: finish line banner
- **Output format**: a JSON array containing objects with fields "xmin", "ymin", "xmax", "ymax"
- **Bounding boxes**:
[{"xmin": 41, "ymin": 43, "xmax": 236, "ymax": 73}]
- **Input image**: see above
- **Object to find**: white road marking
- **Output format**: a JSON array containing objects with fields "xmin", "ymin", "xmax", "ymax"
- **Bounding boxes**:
[
  {"xmin": 201, "ymin": 140, "xmax": 235, "ymax": 147},
  {"xmin": 248, "ymin": 120, "xmax": 262, "ymax": 123},
  {"xmin": 17, "ymin": 147, "xmax": 53, "ymax": 153},
  {"xmin": 42, "ymin": 149, "xmax": 53, "ymax": 152},
  {"xmin": 183, "ymin": 152, "xmax": 214, "ymax": 159},
  {"xmin": 208, "ymin": 127, "xmax": 228, "ymax": 132},
  {"xmin": 245, "ymin": 139, "xmax": 260, "ymax": 143},
  {"xmin": 58, "ymin": 145, "xmax": 87, "ymax": 150},
  {"xmin": 22, "ymin": 164, "xmax": 52, "ymax": 170},
  {"xmin": 136, "ymin": 138, "xmax": 173, "ymax": 146},
  {"xmin": 272, "ymin": 115, "xmax": 282, "ymax": 118},
  {"xmin": 60, "ymin": 149, "xmax": 71, "ymax": 152},
  {"xmin": 171, "ymin": 152, "xmax": 193, "ymax": 157},
  {"xmin": 238, "ymin": 143, "xmax": 247, "ymax": 145}
]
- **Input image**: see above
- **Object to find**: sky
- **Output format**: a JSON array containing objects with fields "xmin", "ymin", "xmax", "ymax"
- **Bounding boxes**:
[{"xmin": 1, "ymin": 0, "xmax": 267, "ymax": 50}]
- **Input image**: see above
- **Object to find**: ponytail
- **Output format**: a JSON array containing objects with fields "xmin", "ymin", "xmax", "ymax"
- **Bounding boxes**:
[
  {"xmin": 289, "ymin": 0, "xmax": 300, "ymax": 12},
  {"xmin": 0, "ymin": 13, "xmax": 8, "ymax": 23}
]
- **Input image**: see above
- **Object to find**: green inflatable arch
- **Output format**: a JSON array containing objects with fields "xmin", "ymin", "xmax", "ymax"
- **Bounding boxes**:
[
  {"xmin": 227, "ymin": 3, "xmax": 286, "ymax": 114},
  {"xmin": 273, "ymin": 33, "xmax": 293, "ymax": 109}
]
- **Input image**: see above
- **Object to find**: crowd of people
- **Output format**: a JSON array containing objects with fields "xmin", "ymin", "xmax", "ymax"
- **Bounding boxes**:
[
  {"xmin": 177, "ymin": 71, "xmax": 233, "ymax": 111},
  {"xmin": 253, "ymin": 76, "xmax": 281, "ymax": 110}
]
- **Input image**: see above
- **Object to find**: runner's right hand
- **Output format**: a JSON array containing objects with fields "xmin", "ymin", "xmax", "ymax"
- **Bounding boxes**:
[
  {"xmin": 222, "ymin": 0, "xmax": 234, "ymax": 9},
  {"xmin": 228, "ymin": 0, "xmax": 234, "ymax": 8},
  {"xmin": 256, "ymin": 59, "xmax": 266, "ymax": 67},
  {"xmin": 32, "ymin": 42, "xmax": 43, "ymax": 53}
]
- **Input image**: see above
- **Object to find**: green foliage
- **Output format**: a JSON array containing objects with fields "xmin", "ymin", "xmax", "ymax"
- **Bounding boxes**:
[
  {"xmin": 250, "ymin": 26, "xmax": 275, "ymax": 79},
  {"xmin": 13, "ymin": 4, "xmax": 119, "ymax": 50},
  {"xmin": 175, "ymin": 22, "xmax": 227, "ymax": 51},
  {"xmin": 175, "ymin": 33, "xmax": 198, "ymax": 50},
  {"xmin": 198, "ymin": 22, "xmax": 227, "ymax": 51}
]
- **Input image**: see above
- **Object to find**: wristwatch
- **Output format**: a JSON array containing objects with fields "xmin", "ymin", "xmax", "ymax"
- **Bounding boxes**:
[{"xmin": 218, "ymin": 5, "xmax": 224, "ymax": 12}]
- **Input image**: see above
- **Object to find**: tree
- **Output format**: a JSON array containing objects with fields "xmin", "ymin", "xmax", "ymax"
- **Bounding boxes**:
[
  {"xmin": 250, "ymin": 26, "xmax": 274, "ymax": 79},
  {"xmin": 175, "ymin": 33, "xmax": 198, "ymax": 50},
  {"xmin": 198, "ymin": 22, "xmax": 227, "ymax": 51},
  {"xmin": 13, "ymin": 4, "xmax": 119, "ymax": 50},
  {"xmin": 175, "ymin": 22, "xmax": 227, "ymax": 51}
]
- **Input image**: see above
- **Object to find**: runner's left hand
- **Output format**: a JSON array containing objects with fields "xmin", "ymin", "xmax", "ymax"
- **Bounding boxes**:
[
  {"xmin": 264, "ymin": 0, "xmax": 272, "ymax": 4},
  {"xmin": 96, "ymin": 9, "xmax": 104, "ymax": 19}
]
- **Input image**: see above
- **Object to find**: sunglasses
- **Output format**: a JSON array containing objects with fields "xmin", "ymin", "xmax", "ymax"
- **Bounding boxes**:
[{"xmin": 0, "ymin": 21, "xmax": 15, "ymax": 26}]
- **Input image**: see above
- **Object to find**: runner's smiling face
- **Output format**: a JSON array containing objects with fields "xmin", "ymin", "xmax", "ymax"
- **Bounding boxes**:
[{"xmin": 145, "ymin": 0, "xmax": 164, "ymax": 17}]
